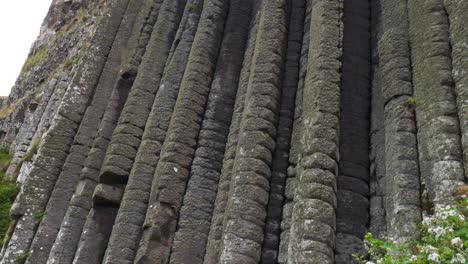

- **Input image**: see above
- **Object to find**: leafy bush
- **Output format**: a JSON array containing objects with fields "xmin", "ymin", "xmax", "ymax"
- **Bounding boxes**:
[
  {"xmin": 0, "ymin": 147, "xmax": 18, "ymax": 249},
  {"xmin": 355, "ymin": 189, "xmax": 467, "ymax": 264}
]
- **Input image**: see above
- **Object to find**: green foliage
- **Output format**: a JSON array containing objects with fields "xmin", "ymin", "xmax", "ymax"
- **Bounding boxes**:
[
  {"xmin": 15, "ymin": 251, "xmax": 30, "ymax": 264},
  {"xmin": 77, "ymin": 8, "xmax": 89, "ymax": 22},
  {"xmin": 34, "ymin": 210, "xmax": 44, "ymax": 224},
  {"xmin": 64, "ymin": 55, "xmax": 82, "ymax": 71},
  {"xmin": 0, "ymin": 147, "xmax": 18, "ymax": 249},
  {"xmin": 356, "ymin": 191, "xmax": 468, "ymax": 264},
  {"xmin": 407, "ymin": 97, "xmax": 417, "ymax": 107},
  {"xmin": 0, "ymin": 146, "xmax": 12, "ymax": 172},
  {"xmin": 22, "ymin": 45, "xmax": 50, "ymax": 73},
  {"xmin": 186, "ymin": 3, "xmax": 196, "ymax": 11}
]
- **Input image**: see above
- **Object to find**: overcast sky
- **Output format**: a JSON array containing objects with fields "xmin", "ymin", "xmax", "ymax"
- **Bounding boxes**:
[{"xmin": 0, "ymin": 0, "xmax": 53, "ymax": 96}]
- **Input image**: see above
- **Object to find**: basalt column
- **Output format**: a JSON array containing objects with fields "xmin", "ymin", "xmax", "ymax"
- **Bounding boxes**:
[
  {"xmin": 378, "ymin": 0, "xmax": 421, "ymax": 241},
  {"xmin": 0, "ymin": 1, "xmax": 129, "ymax": 262},
  {"xmin": 261, "ymin": 0, "xmax": 305, "ymax": 262},
  {"xmin": 203, "ymin": 3, "xmax": 262, "ymax": 263},
  {"xmin": 47, "ymin": 2, "xmax": 162, "ymax": 263},
  {"xmin": 335, "ymin": 0, "xmax": 371, "ymax": 262},
  {"xmin": 72, "ymin": 1, "xmax": 187, "ymax": 263},
  {"xmin": 218, "ymin": 0, "xmax": 289, "ymax": 263},
  {"xmin": 103, "ymin": 1, "xmax": 203, "ymax": 262},
  {"xmin": 278, "ymin": 1, "xmax": 312, "ymax": 262},
  {"xmin": 289, "ymin": 0, "xmax": 343, "ymax": 263},
  {"xmin": 136, "ymin": 0, "xmax": 230, "ymax": 262},
  {"xmin": 369, "ymin": 0, "xmax": 387, "ymax": 238},
  {"xmin": 26, "ymin": 2, "xmax": 143, "ymax": 263},
  {"xmin": 408, "ymin": 0, "xmax": 465, "ymax": 209},
  {"xmin": 170, "ymin": 1, "xmax": 252, "ymax": 263},
  {"xmin": 444, "ymin": 0, "xmax": 468, "ymax": 180}
]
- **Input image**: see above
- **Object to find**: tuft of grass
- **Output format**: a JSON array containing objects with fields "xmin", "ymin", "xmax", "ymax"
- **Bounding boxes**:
[
  {"xmin": 15, "ymin": 251, "xmax": 30, "ymax": 264},
  {"xmin": 0, "ymin": 146, "xmax": 12, "ymax": 172},
  {"xmin": 64, "ymin": 55, "xmax": 82, "ymax": 71},
  {"xmin": 457, "ymin": 185, "xmax": 468, "ymax": 196},
  {"xmin": 21, "ymin": 45, "xmax": 50, "ymax": 73},
  {"xmin": 34, "ymin": 210, "xmax": 44, "ymax": 224},
  {"xmin": 0, "ymin": 147, "xmax": 18, "ymax": 249},
  {"xmin": 186, "ymin": 3, "xmax": 196, "ymax": 11},
  {"xmin": 77, "ymin": 8, "xmax": 88, "ymax": 22},
  {"xmin": 406, "ymin": 96, "xmax": 416, "ymax": 106}
]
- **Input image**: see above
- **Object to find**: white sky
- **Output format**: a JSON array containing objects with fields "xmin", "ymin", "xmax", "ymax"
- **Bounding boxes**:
[{"xmin": 0, "ymin": 0, "xmax": 53, "ymax": 96}]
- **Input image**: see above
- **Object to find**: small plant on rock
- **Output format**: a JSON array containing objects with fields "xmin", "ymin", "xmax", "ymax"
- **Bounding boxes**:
[
  {"xmin": 34, "ymin": 210, "xmax": 44, "ymax": 224},
  {"xmin": 186, "ymin": 3, "xmax": 196, "ymax": 11},
  {"xmin": 15, "ymin": 251, "xmax": 30, "ymax": 264},
  {"xmin": 355, "ymin": 187, "xmax": 468, "ymax": 264},
  {"xmin": 407, "ymin": 97, "xmax": 417, "ymax": 107}
]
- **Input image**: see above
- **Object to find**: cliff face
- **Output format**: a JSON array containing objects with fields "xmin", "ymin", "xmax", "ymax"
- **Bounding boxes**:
[{"xmin": 0, "ymin": 0, "xmax": 466, "ymax": 263}]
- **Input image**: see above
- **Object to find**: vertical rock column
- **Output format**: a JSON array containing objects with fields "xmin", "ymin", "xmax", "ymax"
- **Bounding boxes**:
[
  {"xmin": 6, "ymin": 77, "xmax": 59, "ymax": 179},
  {"xmin": 277, "ymin": 1, "xmax": 312, "ymax": 262},
  {"xmin": 408, "ymin": 0, "xmax": 465, "ymax": 209},
  {"xmin": 289, "ymin": 0, "xmax": 343, "ymax": 263},
  {"xmin": 135, "ymin": 0, "xmax": 230, "ymax": 262},
  {"xmin": 46, "ymin": 2, "xmax": 162, "ymax": 263},
  {"xmin": 261, "ymin": 0, "xmax": 305, "ymax": 262},
  {"xmin": 218, "ymin": 0, "xmax": 289, "ymax": 263},
  {"xmin": 369, "ymin": 0, "xmax": 387, "ymax": 238},
  {"xmin": 335, "ymin": 0, "xmax": 371, "ymax": 263},
  {"xmin": 26, "ymin": 2, "xmax": 143, "ymax": 263},
  {"xmin": 444, "ymin": 0, "xmax": 468, "ymax": 181},
  {"xmin": 103, "ymin": 1, "xmax": 203, "ymax": 263},
  {"xmin": 203, "ymin": 2, "xmax": 261, "ymax": 262},
  {"xmin": 98, "ymin": 0, "xmax": 187, "ymax": 187},
  {"xmin": 378, "ymin": 0, "xmax": 421, "ymax": 241},
  {"xmin": 72, "ymin": 1, "xmax": 188, "ymax": 263},
  {"xmin": 0, "ymin": 1, "xmax": 129, "ymax": 263},
  {"xmin": 169, "ymin": 1, "xmax": 252, "ymax": 263}
]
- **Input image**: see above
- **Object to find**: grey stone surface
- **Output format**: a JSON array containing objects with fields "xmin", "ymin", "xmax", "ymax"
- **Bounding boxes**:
[
  {"xmin": 335, "ymin": 0, "xmax": 371, "ymax": 262},
  {"xmin": 46, "ymin": 2, "xmax": 162, "ymax": 262},
  {"xmin": 218, "ymin": 1, "xmax": 289, "ymax": 263},
  {"xmin": 74, "ymin": 1, "xmax": 188, "ymax": 262},
  {"xmin": 289, "ymin": 1, "xmax": 343, "ymax": 263},
  {"xmin": 103, "ymin": 1, "xmax": 201, "ymax": 262},
  {"xmin": 135, "ymin": 0, "xmax": 230, "ymax": 262},
  {"xmin": 444, "ymin": 0, "xmax": 468, "ymax": 182},
  {"xmin": 261, "ymin": 0, "xmax": 304, "ymax": 263},
  {"xmin": 377, "ymin": 0, "xmax": 422, "ymax": 242},
  {"xmin": 408, "ymin": 0, "xmax": 465, "ymax": 209},
  {"xmin": 26, "ymin": 2, "xmax": 142, "ymax": 263},
  {"xmin": 1, "ymin": 0, "xmax": 129, "ymax": 262},
  {"xmin": 1, "ymin": 0, "xmax": 467, "ymax": 263},
  {"xmin": 170, "ymin": 1, "xmax": 252, "ymax": 263},
  {"xmin": 278, "ymin": 1, "xmax": 312, "ymax": 262}
]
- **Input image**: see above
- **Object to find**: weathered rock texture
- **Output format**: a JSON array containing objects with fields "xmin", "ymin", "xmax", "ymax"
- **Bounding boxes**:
[{"xmin": 0, "ymin": 0, "xmax": 467, "ymax": 263}]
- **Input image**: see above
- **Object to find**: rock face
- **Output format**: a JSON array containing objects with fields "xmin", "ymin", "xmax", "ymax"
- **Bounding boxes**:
[{"xmin": 0, "ymin": 0, "xmax": 467, "ymax": 263}]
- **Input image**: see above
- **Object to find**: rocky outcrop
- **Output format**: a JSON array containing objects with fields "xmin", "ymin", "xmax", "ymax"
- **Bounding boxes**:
[{"xmin": 1, "ymin": 0, "xmax": 467, "ymax": 263}]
